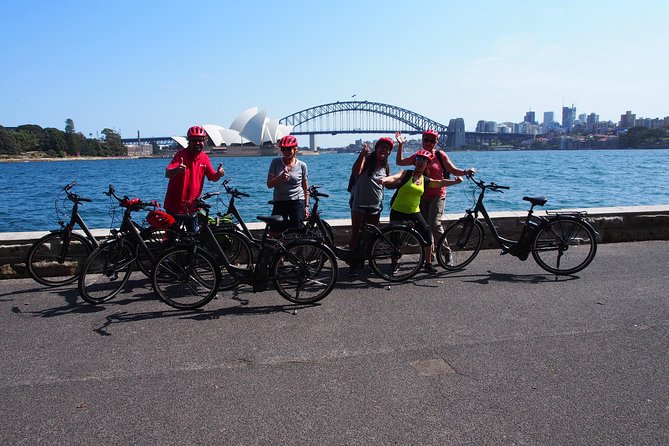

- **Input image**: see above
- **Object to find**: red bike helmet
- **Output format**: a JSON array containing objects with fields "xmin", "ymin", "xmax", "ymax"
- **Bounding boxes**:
[
  {"xmin": 279, "ymin": 135, "xmax": 298, "ymax": 148},
  {"xmin": 423, "ymin": 129, "xmax": 439, "ymax": 139},
  {"xmin": 147, "ymin": 210, "xmax": 176, "ymax": 229},
  {"xmin": 187, "ymin": 125, "xmax": 207, "ymax": 139},
  {"xmin": 415, "ymin": 149, "xmax": 434, "ymax": 161},
  {"xmin": 374, "ymin": 137, "xmax": 394, "ymax": 151}
]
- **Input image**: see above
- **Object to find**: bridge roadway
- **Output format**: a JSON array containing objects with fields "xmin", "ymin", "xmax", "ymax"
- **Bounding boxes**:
[{"xmin": 1, "ymin": 241, "xmax": 667, "ymax": 445}]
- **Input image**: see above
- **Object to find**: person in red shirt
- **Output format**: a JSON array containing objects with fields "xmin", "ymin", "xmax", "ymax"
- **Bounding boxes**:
[
  {"xmin": 395, "ymin": 129, "xmax": 476, "ymax": 269},
  {"xmin": 164, "ymin": 125, "xmax": 225, "ymax": 231}
]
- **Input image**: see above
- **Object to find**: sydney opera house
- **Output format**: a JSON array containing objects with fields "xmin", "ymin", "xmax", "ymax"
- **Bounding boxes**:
[{"xmin": 172, "ymin": 107, "xmax": 296, "ymax": 156}]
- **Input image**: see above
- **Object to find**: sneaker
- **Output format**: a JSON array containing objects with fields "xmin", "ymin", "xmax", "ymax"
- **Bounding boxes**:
[
  {"xmin": 424, "ymin": 263, "xmax": 438, "ymax": 274},
  {"xmin": 347, "ymin": 267, "xmax": 359, "ymax": 277},
  {"xmin": 446, "ymin": 251, "xmax": 455, "ymax": 267}
]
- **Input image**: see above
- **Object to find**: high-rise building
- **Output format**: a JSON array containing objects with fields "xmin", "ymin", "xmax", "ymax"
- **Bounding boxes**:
[
  {"xmin": 475, "ymin": 120, "xmax": 486, "ymax": 132},
  {"xmin": 562, "ymin": 105, "xmax": 576, "ymax": 132},
  {"xmin": 543, "ymin": 111, "xmax": 554, "ymax": 125},
  {"xmin": 524, "ymin": 110, "xmax": 536, "ymax": 124},
  {"xmin": 619, "ymin": 111, "xmax": 636, "ymax": 129}
]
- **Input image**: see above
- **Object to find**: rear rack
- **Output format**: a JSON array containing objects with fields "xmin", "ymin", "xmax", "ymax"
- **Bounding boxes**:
[{"xmin": 545, "ymin": 210, "xmax": 588, "ymax": 217}]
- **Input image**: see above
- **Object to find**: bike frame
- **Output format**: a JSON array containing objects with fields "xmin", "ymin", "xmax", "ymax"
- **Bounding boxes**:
[
  {"xmin": 464, "ymin": 183, "xmax": 547, "ymax": 252},
  {"xmin": 194, "ymin": 196, "xmax": 318, "ymax": 292},
  {"xmin": 60, "ymin": 200, "xmax": 100, "ymax": 249}
]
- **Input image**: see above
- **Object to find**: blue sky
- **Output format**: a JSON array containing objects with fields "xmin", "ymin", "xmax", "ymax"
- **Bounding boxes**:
[{"xmin": 2, "ymin": 0, "xmax": 667, "ymax": 146}]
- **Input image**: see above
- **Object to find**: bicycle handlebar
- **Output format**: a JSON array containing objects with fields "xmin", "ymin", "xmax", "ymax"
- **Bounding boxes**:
[
  {"xmin": 308, "ymin": 185, "xmax": 329, "ymax": 198},
  {"xmin": 466, "ymin": 174, "xmax": 510, "ymax": 192},
  {"xmin": 62, "ymin": 181, "xmax": 93, "ymax": 203},
  {"xmin": 222, "ymin": 178, "xmax": 250, "ymax": 198},
  {"xmin": 104, "ymin": 183, "xmax": 157, "ymax": 211}
]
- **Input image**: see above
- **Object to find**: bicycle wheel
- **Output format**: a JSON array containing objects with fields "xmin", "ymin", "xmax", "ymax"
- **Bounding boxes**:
[
  {"xmin": 369, "ymin": 227, "xmax": 424, "ymax": 281},
  {"xmin": 272, "ymin": 241, "xmax": 338, "ymax": 304},
  {"xmin": 532, "ymin": 217, "xmax": 597, "ymax": 275},
  {"xmin": 152, "ymin": 247, "xmax": 220, "ymax": 310},
  {"xmin": 211, "ymin": 228, "xmax": 253, "ymax": 291},
  {"xmin": 135, "ymin": 227, "xmax": 180, "ymax": 277},
  {"xmin": 78, "ymin": 239, "xmax": 134, "ymax": 304},
  {"xmin": 436, "ymin": 219, "xmax": 483, "ymax": 271},
  {"xmin": 26, "ymin": 231, "xmax": 92, "ymax": 286}
]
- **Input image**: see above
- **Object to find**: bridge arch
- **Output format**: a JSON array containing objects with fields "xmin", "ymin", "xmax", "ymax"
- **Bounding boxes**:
[{"xmin": 279, "ymin": 101, "xmax": 451, "ymax": 138}]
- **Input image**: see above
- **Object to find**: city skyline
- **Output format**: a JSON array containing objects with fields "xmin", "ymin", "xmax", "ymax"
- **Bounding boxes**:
[{"xmin": 1, "ymin": 0, "xmax": 668, "ymax": 148}]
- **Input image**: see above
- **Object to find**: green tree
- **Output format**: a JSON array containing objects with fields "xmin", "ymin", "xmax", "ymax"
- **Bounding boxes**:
[
  {"xmin": 101, "ymin": 128, "xmax": 127, "ymax": 156},
  {"xmin": 65, "ymin": 118, "xmax": 75, "ymax": 134},
  {"xmin": 0, "ymin": 127, "xmax": 20, "ymax": 155},
  {"xmin": 14, "ymin": 129, "xmax": 40, "ymax": 152},
  {"xmin": 41, "ymin": 128, "xmax": 68, "ymax": 156}
]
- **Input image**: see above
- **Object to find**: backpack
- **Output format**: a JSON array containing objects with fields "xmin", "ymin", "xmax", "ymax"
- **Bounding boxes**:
[
  {"xmin": 433, "ymin": 150, "xmax": 451, "ymax": 179},
  {"xmin": 389, "ymin": 170, "xmax": 430, "ymax": 207}
]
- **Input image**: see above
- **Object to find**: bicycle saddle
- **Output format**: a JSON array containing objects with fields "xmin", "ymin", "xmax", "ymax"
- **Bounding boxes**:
[
  {"xmin": 257, "ymin": 215, "xmax": 284, "ymax": 225},
  {"xmin": 523, "ymin": 196, "xmax": 547, "ymax": 206}
]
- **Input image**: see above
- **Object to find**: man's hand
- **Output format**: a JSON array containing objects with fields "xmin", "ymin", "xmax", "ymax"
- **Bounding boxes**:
[{"xmin": 176, "ymin": 157, "xmax": 186, "ymax": 173}]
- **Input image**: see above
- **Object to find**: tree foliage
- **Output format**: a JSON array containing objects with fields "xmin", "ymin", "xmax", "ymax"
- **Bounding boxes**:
[
  {"xmin": 0, "ymin": 123, "xmax": 128, "ymax": 157},
  {"xmin": 618, "ymin": 126, "xmax": 668, "ymax": 148}
]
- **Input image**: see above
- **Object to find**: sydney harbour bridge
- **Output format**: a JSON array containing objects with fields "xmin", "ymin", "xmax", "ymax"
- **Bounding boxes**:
[{"xmin": 122, "ymin": 101, "xmax": 530, "ymax": 149}]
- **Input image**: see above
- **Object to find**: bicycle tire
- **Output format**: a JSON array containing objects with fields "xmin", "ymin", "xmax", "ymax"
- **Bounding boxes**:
[
  {"xmin": 436, "ymin": 218, "xmax": 484, "ymax": 271},
  {"xmin": 26, "ymin": 231, "xmax": 92, "ymax": 286},
  {"xmin": 210, "ymin": 227, "xmax": 254, "ymax": 291},
  {"xmin": 532, "ymin": 217, "xmax": 597, "ymax": 275},
  {"xmin": 152, "ymin": 246, "xmax": 220, "ymax": 310},
  {"xmin": 272, "ymin": 240, "xmax": 338, "ymax": 304},
  {"xmin": 369, "ymin": 226, "xmax": 424, "ymax": 281},
  {"xmin": 78, "ymin": 239, "xmax": 135, "ymax": 304}
]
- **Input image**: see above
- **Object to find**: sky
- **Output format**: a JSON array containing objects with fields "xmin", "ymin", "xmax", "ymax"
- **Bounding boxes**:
[{"xmin": 2, "ymin": 0, "xmax": 668, "ymax": 147}]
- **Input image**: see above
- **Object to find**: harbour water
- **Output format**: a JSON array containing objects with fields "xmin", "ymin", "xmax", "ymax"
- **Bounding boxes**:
[{"xmin": 1, "ymin": 149, "xmax": 668, "ymax": 232}]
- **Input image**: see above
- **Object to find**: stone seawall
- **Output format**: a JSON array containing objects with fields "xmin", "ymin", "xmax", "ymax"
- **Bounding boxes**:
[{"xmin": 1, "ymin": 205, "xmax": 668, "ymax": 279}]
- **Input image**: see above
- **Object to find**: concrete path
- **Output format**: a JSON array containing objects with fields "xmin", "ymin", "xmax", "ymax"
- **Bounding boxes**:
[{"xmin": 1, "ymin": 241, "xmax": 667, "ymax": 445}]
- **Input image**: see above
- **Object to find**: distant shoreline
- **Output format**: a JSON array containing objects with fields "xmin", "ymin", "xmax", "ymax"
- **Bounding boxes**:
[{"xmin": 1, "ymin": 146, "xmax": 667, "ymax": 163}]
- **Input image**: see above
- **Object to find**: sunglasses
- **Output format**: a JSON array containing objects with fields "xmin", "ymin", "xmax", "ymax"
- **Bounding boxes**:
[
  {"xmin": 422, "ymin": 138, "xmax": 436, "ymax": 144},
  {"xmin": 280, "ymin": 147, "xmax": 294, "ymax": 152}
]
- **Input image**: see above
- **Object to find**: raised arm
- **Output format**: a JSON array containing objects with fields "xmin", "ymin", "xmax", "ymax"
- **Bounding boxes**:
[
  {"xmin": 351, "ymin": 143, "xmax": 371, "ymax": 176},
  {"xmin": 395, "ymin": 131, "xmax": 413, "ymax": 166}
]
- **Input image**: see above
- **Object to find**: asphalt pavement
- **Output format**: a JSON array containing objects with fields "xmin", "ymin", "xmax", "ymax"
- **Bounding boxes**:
[{"xmin": 1, "ymin": 241, "xmax": 667, "ymax": 445}]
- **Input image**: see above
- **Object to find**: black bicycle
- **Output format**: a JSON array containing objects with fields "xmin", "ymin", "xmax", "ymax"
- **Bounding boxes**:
[
  {"xmin": 26, "ymin": 181, "xmax": 100, "ymax": 286},
  {"xmin": 435, "ymin": 175, "xmax": 598, "ymax": 275},
  {"xmin": 77, "ymin": 185, "xmax": 171, "ymax": 303},
  {"xmin": 286, "ymin": 185, "xmax": 425, "ymax": 282},
  {"xmin": 151, "ymin": 191, "xmax": 339, "ymax": 310}
]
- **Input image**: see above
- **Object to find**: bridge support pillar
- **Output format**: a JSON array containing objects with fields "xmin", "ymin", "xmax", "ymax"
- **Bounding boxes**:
[{"xmin": 309, "ymin": 134, "xmax": 317, "ymax": 151}]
